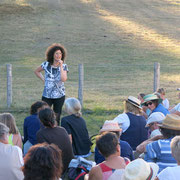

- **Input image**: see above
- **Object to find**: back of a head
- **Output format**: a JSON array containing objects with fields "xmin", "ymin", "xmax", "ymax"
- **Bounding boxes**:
[
  {"xmin": 96, "ymin": 132, "xmax": 119, "ymax": 158},
  {"xmin": 171, "ymin": 136, "xmax": 180, "ymax": 163},
  {"xmin": 0, "ymin": 113, "xmax": 18, "ymax": 134},
  {"xmin": 157, "ymin": 88, "xmax": 165, "ymax": 95},
  {"xmin": 23, "ymin": 143, "xmax": 63, "ymax": 180},
  {"xmin": 30, "ymin": 101, "xmax": 48, "ymax": 115},
  {"xmin": 38, "ymin": 108, "xmax": 56, "ymax": 128},
  {"xmin": 65, "ymin": 97, "xmax": 82, "ymax": 117},
  {"xmin": 0, "ymin": 122, "xmax": 9, "ymax": 141}
]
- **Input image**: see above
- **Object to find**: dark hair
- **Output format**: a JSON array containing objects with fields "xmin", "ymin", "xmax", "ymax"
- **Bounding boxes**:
[
  {"xmin": 22, "ymin": 143, "xmax": 63, "ymax": 180},
  {"xmin": 38, "ymin": 108, "xmax": 56, "ymax": 128},
  {"xmin": 160, "ymin": 127, "xmax": 180, "ymax": 139},
  {"xmin": 96, "ymin": 132, "xmax": 119, "ymax": 158},
  {"xmin": 151, "ymin": 99, "xmax": 159, "ymax": 107},
  {"xmin": 46, "ymin": 43, "xmax": 67, "ymax": 65},
  {"xmin": 139, "ymin": 93, "xmax": 145, "ymax": 98},
  {"xmin": 30, "ymin": 101, "xmax": 48, "ymax": 115}
]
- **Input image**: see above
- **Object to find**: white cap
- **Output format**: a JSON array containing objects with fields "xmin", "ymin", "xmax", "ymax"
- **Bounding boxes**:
[{"xmin": 146, "ymin": 112, "xmax": 165, "ymax": 127}]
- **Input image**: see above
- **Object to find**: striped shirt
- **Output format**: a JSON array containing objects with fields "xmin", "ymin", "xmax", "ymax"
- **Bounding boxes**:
[{"xmin": 144, "ymin": 138, "xmax": 177, "ymax": 173}]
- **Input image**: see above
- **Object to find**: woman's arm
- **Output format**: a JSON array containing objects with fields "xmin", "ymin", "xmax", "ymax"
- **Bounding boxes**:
[
  {"xmin": 59, "ymin": 60, "xmax": 67, "ymax": 82},
  {"xmin": 34, "ymin": 66, "xmax": 45, "ymax": 82}
]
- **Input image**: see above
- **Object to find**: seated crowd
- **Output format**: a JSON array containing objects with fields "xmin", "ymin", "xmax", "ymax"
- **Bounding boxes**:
[{"xmin": 0, "ymin": 88, "xmax": 180, "ymax": 180}]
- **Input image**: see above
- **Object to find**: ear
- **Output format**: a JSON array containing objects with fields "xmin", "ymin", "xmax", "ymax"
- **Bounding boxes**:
[{"xmin": 116, "ymin": 144, "xmax": 121, "ymax": 155}]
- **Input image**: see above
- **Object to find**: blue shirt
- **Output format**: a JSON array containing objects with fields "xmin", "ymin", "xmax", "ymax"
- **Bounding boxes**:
[
  {"xmin": 144, "ymin": 138, "xmax": 177, "ymax": 173},
  {"xmin": 152, "ymin": 104, "xmax": 170, "ymax": 116},
  {"xmin": 23, "ymin": 114, "xmax": 44, "ymax": 145},
  {"xmin": 95, "ymin": 140, "xmax": 134, "ymax": 164}
]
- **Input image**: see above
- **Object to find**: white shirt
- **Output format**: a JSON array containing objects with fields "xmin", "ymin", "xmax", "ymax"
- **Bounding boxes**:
[
  {"xmin": 150, "ymin": 129, "xmax": 161, "ymax": 138},
  {"xmin": 0, "ymin": 142, "xmax": 24, "ymax": 180},
  {"xmin": 112, "ymin": 113, "xmax": 130, "ymax": 133},
  {"xmin": 162, "ymin": 98, "xmax": 169, "ymax": 109},
  {"xmin": 170, "ymin": 103, "xmax": 180, "ymax": 113},
  {"xmin": 158, "ymin": 166, "xmax": 180, "ymax": 180}
]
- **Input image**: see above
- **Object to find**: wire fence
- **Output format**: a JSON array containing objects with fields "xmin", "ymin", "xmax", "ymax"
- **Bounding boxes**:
[{"xmin": 0, "ymin": 63, "xmax": 180, "ymax": 111}]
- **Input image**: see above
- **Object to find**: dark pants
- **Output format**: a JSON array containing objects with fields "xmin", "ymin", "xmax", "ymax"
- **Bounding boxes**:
[{"xmin": 42, "ymin": 96, "xmax": 65, "ymax": 125}]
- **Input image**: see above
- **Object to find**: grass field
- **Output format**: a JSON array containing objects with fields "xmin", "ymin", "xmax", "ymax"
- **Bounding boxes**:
[{"xmin": 0, "ymin": 0, "xmax": 180, "ymax": 135}]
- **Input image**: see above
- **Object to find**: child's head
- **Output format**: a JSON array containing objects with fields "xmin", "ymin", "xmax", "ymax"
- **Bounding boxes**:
[{"xmin": 171, "ymin": 136, "xmax": 180, "ymax": 163}]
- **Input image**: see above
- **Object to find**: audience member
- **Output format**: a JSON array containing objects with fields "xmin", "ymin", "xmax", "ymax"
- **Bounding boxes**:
[
  {"xmin": 156, "ymin": 136, "xmax": 180, "ymax": 180},
  {"xmin": 157, "ymin": 88, "xmax": 169, "ymax": 110},
  {"xmin": 136, "ymin": 112, "xmax": 165, "ymax": 154},
  {"xmin": 37, "ymin": 108, "xmax": 74, "ymax": 174},
  {"xmin": 122, "ymin": 159, "xmax": 159, "ymax": 180},
  {"xmin": 142, "ymin": 94, "xmax": 170, "ymax": 116},
  {"xmin": 22, "ymin": 143, "xmax": 63, "ymax": 180},
  {"xmin": 0, "ymin": 122, "xmax": 24, "ymax": 180},
  {"xmin": 61, "ymin": 97, "xmax": 91, "ymax": 157},
  {"xmin": 0, "ymin": 113, "xmax": 22, "ymax": 149},
  {"xmin": 95, "ymin": 120, "xmax": 134, "ymax": 164},
  {"xmin": 113, "ymin": 96, "xmax": 148, "ymax": 150},
  {"xmin": 88, "ymin": 132, "xmax": 130, "ymax": 180},
  {"xmin": 144, "ymin": 114, "xmax": 180, "ymax": 173},
  {"xmin": 23, "ymin": 101, "xmax": 48, "ymax": 155}
]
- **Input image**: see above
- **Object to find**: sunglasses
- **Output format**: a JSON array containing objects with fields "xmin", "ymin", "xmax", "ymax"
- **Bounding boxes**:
[{"xmin": 146, "ymin": 102, "xmax": 153, "ymax": 106}]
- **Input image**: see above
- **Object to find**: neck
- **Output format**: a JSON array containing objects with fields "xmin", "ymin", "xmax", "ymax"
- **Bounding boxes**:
[{"xmin": 105, "ymin": 153, "xmax": 119, "ymax": 161}]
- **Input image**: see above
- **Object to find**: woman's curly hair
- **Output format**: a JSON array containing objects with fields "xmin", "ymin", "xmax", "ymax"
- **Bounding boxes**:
[
  {"xmin": 45, "ymin": 43, "xmax": 67, "ymax": 64},
  {"xmin": 22, "ymin": 143, "xmax": 63, "ymax": 180}
]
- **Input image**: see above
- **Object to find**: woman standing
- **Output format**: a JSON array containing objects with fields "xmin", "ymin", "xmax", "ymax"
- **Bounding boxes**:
[{"xmin": 34, "ymin": 43, "xmax": 68, "ymax": 125}]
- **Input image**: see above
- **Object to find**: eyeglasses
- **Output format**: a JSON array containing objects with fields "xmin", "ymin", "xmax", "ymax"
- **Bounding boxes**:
[{"xmin": 146, "ymin": 102, "xmax": 153, "ymax": 106}]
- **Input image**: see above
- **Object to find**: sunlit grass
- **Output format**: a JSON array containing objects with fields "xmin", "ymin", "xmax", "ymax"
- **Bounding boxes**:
[
  {"xmin": 161, "ymin": 74, "xmax": 180, "ymax": 83},
  {"xmin": 80, "ymin": 1, "xmax": 180, "ymax": 57},
  {"xmin": 15, "ymin": 0, "xmax": 29, "ymax": 6}
]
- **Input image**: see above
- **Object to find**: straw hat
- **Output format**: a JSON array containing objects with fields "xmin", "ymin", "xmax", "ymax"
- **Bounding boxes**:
[
  {"xmin": 146, "ymin": 112, "xmax": 165, "ymax": 127},
  {"xmin": 158, "ymin": 114, "xmax": 180, "ymax": 130},
  {"xmin": 126, "ymin": 96, "xmax": 142, "ymax": 109},
  {"xmin": 122, "ymin": 159, "xmax": 159, "ymax": 180},
  {"xmin": 100, "ymin": 120, "xmax": 122, "ymax": 133},
  {"xmin": 142, "ymin": 94, "xmax": 162, "ymax": 106}
]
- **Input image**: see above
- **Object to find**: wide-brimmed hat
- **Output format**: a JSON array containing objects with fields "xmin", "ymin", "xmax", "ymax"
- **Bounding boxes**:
[
  {"xmin": 142, "ymin": 94, "xmax": 162, "ymax": 106},
  {"xmin": 158, "ymin": 114, "xmax": 180, "ymax": 130},
  {"xmin": 100, "ymin": 120, "xmax": 122, "ymax": 133},
  {"xmin": 122, "ymin": 159, "xmax": 159, "ymax": 180},
  {"xmin": 146, "ymin": 112, "xmax": 165, "ymax": 127},
  {"xmin": 126, "ymin": 96, "xmax": 142, "ymax": 109}
]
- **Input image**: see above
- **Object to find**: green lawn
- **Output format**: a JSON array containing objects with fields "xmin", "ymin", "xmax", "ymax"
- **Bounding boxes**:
[{"xmin": 0, "ymin": 0, "xmax": 180, "ymax": 135}]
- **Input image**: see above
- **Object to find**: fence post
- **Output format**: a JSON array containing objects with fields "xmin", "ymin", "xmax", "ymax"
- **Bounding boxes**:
[
  {"xmin": 154, "ymin": 62, "xmax": 160, "ymax": 92},
  {"xmin": 7, "ymin": 64, "xmax": 12, "ymax": 108},
  {"xmin": 78, "ymin": 64, "xmax": 84, "ymax": 107}
]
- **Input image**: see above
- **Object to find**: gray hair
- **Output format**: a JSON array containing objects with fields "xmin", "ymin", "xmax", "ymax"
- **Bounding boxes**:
[
  {"xmin": 65, "ymin": 98, "xmax": 82, "ymax": 117},
  {"xmin": 0, "ymin": 122, "xmax": 9, "ymax": 140},
  {"xmin": 171, "ymin": 136, "xmax": 180, "ymax": 162}
]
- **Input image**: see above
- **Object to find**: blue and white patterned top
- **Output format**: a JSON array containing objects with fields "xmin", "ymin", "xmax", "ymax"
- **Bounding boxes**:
[
  {"xmin": 144, "ymin": 138, "xmax": 177, "ymax": 173},
  {"xmin": 41, "ymin": 61, "xmax": 68, "ymax": 99}
]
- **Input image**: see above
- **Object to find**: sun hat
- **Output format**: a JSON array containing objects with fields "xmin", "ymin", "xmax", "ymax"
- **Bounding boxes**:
[
  {"xmin": 158, "ymin": 114, "xmax": 180, "ymax": 130},
  {"xmin": 122, "ymin": 159, "xmax": 159, "ymax": 180},
  {"xmin": 146, "ymin": 112, "xmax": 165, "ymax": 127},
  {"xmin": 100, "ymin": 120, "xmax": 122, "ymax": 133},
  {"xmin": 126, "ymin": 96, "xmax": 142, "ymax": 109},
  {"xmin": 142, "ymin": 94, "xmax": 162, "ymax": 106}
]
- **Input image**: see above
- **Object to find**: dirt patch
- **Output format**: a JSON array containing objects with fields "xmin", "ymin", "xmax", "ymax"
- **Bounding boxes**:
[{"xmin": 0, "ymin": 3, "xmax": 33, "ymax": 15}]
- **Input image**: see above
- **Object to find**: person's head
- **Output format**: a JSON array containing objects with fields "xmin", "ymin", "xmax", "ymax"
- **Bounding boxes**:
[
  {"xmin": 138, "ymin": 93, "xmax": 146, "ymax": 103},
  {"xmin": 22, "ymin": 143, "xmax": 63, "ymax": 180},
  {"xmin": 159, "ymin": 114, "xmax": 180, "ymax": 139},
  {"xmin": 124, "ymin": 96, "xmax": 142, "ymax": 115},
  {"xmin": 100, "ymin": 120, "xmax": 122, "ymax": 138},
  {"xmin": 0, "ymin": 122, "xmax": 9, "ymax": 144},
  {"xmin": 142, "ymin": 94, "xmax": 162, "ymax": 111},
  {"xmin": 122, "ymin": 159, "xmax": 159, "ymax": 180},
  {"xmin": 96, "ymin": 132, "xmax": 120, "ymax": 158},
  {"xmin": 38, "ymin": 108, "xmax": 56, "ymax": 128},
  {"xmin": 30, "ymin": 101, "xmax": 48, "ymax": 115},
  {"xmin": 157, "ymin": 88, "xmax": 166, "ymax": 99},
  {"xmin": 171, "ymin": 136, "xmax": 180, "ymax": 163},
  {"xmin": 65, "ymin": 97, "xmax": 82, "ymax": 117},
  {"xmin": 0, "ymin": 113, "xmax": 19, "ymax": 134},
  {"xmin": 146, "ymin": 112, "xmax": 165, "ymax": 131},
  {"xmin": 46, "ymin": 43, "xmax": 67, "ymax": 65}
]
